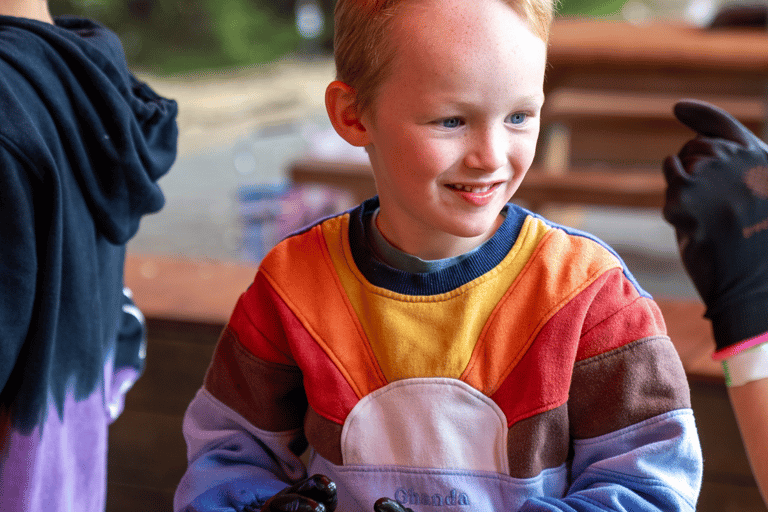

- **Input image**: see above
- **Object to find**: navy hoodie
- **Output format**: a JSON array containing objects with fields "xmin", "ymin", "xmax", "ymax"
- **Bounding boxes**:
[{"xmin": 0, "ymin": 15, "xmax": 177, "ymax": 511}]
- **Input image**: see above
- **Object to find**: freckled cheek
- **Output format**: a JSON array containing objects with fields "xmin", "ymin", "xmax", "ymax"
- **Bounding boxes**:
[
  {"xmin": 399, "ymin": 142, "xmax": 453, "ymax": 177},
  {"xmin": 510, "ymin": 137, "xmax": 539, "ymax": 172}
]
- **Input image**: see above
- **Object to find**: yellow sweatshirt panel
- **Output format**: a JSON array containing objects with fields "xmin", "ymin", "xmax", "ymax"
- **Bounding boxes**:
[{"xmin": 322, "ymin": 214, "xmax": 551, "ymax": 382}]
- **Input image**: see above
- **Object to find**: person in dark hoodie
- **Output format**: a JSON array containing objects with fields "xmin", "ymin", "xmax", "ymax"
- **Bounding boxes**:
[{"xmin": 0, "ymin": 1, "xmax": 178, "ymax": 510}]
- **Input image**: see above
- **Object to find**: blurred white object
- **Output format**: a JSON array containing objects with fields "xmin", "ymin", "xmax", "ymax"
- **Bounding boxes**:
[
  {"xmin": 622, "ymin": 1, "xmax": 654, "ymax": 23},
  {"xmin": 302, "ymin": 124, "xmax": 370, "ymax": 164},
  {"xmin": 684, "ymin": 0, "xmax": 719, "ymax": 25},
  {"xmin": 296, "ymin": 0, "xmax": 324, "ymax": 40}
]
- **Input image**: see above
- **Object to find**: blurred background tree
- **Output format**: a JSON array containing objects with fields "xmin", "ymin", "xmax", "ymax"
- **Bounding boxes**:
[
  {"xmin": 50, "ymin": 0, "xmax": 335, "ymax": 75},
  {"xmin": 50, "ymin": 0, "xmax": 629, "ymax": 75},
  {"xmin": 557, "ymin": 0, "xmax": 628, "ymax": 16}
]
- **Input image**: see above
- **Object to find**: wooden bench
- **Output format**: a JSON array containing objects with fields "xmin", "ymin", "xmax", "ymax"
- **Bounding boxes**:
[
  {"xmin": 545, "ymin": 20, "xmax": 768, "ymax": 100},
  {"xmin": 539, "ymin": 88, "xmax": 767, "ymax": 172},
  {"xmin": 110, "ymin": 254, "xmax": 767, "ymax": 512}
]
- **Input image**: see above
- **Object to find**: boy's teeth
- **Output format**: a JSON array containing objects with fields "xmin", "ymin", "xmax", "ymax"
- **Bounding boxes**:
[{"xmin": 453, "ymin": 184, "xmax": 492, "ymax": 193}]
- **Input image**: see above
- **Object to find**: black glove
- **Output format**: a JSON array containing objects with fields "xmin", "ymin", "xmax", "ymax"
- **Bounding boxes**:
[
  {"xmin": 255, "ymin": 475, "xmax": 338, "ymax": 512},
  {"xmin": 373, "ymin": 498, "xmax": 414, "ymax": 512},
  {"xmin": 663, "ymin": 99, "xmax": 768, "ymax": 354}
]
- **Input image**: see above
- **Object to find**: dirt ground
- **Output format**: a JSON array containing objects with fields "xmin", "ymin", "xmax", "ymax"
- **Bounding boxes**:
[
  {"xmin": 140, "ymin": 57, "xmax": 336, "ymax": 155},
  {"xmin": 129, "ymin": 58, "xmax": 339, "ymax": 261}
]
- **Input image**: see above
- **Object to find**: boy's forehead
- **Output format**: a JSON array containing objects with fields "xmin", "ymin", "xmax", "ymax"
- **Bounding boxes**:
[
  {"xmin": 387, "ymin": 0, "xmax": 545, "ymax": 75},
  {"xmin": 369, "ymin": 0, "xmax": 546, "ymax": 109},
  {"xmin": 388, "ymin": 0, "xmax": 537, "ymax": 52}
]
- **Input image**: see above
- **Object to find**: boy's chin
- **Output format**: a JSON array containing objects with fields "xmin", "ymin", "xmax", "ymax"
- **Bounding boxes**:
[{"xmin": 449, "ymin": 213, "xmax": 506, "ymax": 243}]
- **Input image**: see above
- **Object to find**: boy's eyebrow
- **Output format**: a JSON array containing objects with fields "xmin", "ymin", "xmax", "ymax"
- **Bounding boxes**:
[
  {"xmin": 443, "ymin": 93, "xmax": 546, "ymax": 110},
  {"xmin": 519, "ymin": 92, "xmax": 546, "ymax": 106}
]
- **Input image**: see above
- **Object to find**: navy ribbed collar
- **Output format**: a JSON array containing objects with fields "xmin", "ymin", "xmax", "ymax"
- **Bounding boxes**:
[{"xmin": 348, "ymin": 197, "xmax": 528, "ymax": 295}]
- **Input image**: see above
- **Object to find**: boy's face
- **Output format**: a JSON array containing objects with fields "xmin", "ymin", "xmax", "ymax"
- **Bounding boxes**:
[{"xmin": 360, "ymin": 0, "xmax": 547, "ymax": 260}]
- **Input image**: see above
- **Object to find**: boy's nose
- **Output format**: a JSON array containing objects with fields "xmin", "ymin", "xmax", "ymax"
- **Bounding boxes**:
[{"xmin": 463, "ymin": 128, "xmax": 508, "ymax": 173}]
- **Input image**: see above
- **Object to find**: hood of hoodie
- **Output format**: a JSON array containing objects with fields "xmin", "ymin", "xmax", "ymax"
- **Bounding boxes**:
[{"xmin": 0, "ymin": 15, "xmax": 178, "ymax": 244}]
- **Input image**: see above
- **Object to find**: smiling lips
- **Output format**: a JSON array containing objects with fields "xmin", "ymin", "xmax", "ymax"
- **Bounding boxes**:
[{"xmin": 446, "ymin": 182, "xmax": 503, "ymax": 206}]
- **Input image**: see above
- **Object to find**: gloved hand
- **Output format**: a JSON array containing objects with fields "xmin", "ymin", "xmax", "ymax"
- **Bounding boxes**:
[
  {"xmin": 663, "ymin": 99, "xmax": 768, "ymax": 356},
  {"xmin": 373, "ymin": 498, "xmax": 414, "ymax": 512},
  {"xmin": 255, "ymin": 475, "xmax": 338, "ymax": 512}
]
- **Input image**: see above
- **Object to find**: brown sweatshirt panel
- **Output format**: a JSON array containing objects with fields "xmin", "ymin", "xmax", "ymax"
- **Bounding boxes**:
[
  {"xmin": 305, "ymin": 405, "xmax": 344, "ymax": 465},
  {"xmin": 204, "ymin": 326, "xmax": 307, "ymax": 432},
  {"xmin": 569, "ymin": 336, "xmax": 691, "ymax": 440},
  {"xmin": 507, "ymin": 403, "xmax": 570, "ymax": 479}
]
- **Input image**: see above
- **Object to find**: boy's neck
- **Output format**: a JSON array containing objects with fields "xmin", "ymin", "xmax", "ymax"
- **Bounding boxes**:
[
  {"xmin": 369, "ymin": 207, "xmax": 506, "ymax": 273},
  {"xmin": 1, "ymin": 0, "xmax": 54, "ymax": 24},
  {"xmin": 375, "ymin": 210, "xmax": 507, "ymax": 261}
]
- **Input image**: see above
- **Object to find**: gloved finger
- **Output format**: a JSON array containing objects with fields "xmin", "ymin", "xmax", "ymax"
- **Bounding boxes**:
[
  {"xmin": 673, "ymin": 99, "xmax": 753, "ymax": 146},
  {"xmin": 677, "ymin": 136, "xmax": 744, "ymax": 166},
  {"xmin": 373, "ymin": 498, "xmax": 414, "ymax": 512},
  {"xmin": 662, "ymin": 199, "xmax": 697, "ymax": 236},
  {"xmin": 676, "ymin": 136, "xmax": 720, "ymax": 164},
  {"xmin": 662, "ymin": 154, "xmax": 694, "ymax": 184},
  {"xmin": 269, "ymin": 475, "xmax": 336, "ymax": 512},
  {"xmin": 662, "ymin": 155, "xmax": 698, "ymax": 231},
  {"xmin": 286, "ymin": 475, "xmax": 337, "ymax": 511},
  {"xmin": 262, "ymin": 494, "xmax": 325, "ymax": 512}
]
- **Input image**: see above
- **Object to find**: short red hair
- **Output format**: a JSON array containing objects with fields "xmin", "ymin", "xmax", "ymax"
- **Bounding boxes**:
[{"xmin": 333, "ymin": 0, "xmax": 555, "ymax": 115}]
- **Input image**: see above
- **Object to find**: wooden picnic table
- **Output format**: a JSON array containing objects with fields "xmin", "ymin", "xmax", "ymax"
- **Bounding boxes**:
[
  {"xmin": 546, "ymin": 19, "xmax": 768, "ymax": 97},
  {"xmin": 541, "ymin": 19, "xmax": 768, "ymax": 167}
]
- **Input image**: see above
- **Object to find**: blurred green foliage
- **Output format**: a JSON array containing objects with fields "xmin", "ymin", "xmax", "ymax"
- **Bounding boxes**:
[
  {"xmin": 50, "ymin": 0, "xmax": 625, "ymax": 75},
  {"xmin": 557, "ymin": 0, "xmax": 627, "ymax": 17},
  {"xmin": 50, "ymin": 0, "xmax": 334, "ymax": 75}
]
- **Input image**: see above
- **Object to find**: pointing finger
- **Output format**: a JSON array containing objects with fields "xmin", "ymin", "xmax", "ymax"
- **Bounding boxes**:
[{"xmin": 673, "ymin": 99, "xmax": 752, "ymax": 145}]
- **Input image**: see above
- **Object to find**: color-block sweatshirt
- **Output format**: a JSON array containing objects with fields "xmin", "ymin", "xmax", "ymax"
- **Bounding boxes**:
[{"xmin": 175, "ymin": 198, "xmax": 703, "ymax": 512}]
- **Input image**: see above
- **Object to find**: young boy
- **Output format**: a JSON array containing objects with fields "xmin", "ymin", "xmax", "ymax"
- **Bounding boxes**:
[{"xmin": 174, "ymin": 0, "xmax": 703, "ymax": 510}]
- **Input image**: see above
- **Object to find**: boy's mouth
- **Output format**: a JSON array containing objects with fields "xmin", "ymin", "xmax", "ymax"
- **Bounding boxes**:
[
  {"xmin": 447, "ymin": 182, "xmax": 500, "ymax": 194},
  {"xmin": 446, "ymin": 182, "xmax": 504, "ymax": 207}
]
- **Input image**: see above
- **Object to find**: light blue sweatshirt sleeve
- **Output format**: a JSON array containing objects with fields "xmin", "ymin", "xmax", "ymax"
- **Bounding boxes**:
[
  {"xmin": 173, "ymin": 388, "xmax": 308, "ymax": 512},
  {"xmin": 520, "ymin": 409, "xmax": 702, "ymax": 512}
]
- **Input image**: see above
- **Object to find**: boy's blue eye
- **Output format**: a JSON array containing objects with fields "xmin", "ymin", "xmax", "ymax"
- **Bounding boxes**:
[
  {"xmin": 440, "ymin": 117, "xmax": 462, "ymax": 129},
  {"xmin": 507, "ymin": 113, "xmax": 527, "ymax": 125}
]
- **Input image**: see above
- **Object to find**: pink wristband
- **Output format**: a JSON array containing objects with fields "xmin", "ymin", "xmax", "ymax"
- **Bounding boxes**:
[{"xmin": 713, "ymin": 330, "xmax": 768, "ymax": 361}]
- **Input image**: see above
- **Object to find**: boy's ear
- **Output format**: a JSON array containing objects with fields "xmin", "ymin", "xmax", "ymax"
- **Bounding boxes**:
[{"xmin": 325, "ymin": 81, "xmax": 370, "ymax": 147}]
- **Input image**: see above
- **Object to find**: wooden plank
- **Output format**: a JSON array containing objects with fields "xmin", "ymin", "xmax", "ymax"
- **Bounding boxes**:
[
  {"xmin": 108, "ymin": 409, "xmax": 188, "ymax": 491},
  {"xmin": 656, "ymin": 298, "xmax": 722, "ymax": 381},
  {"xmin": 123, "ymin": 326, "xmax": 218, "ymax": 416},
  {"xmin": 123, "ymin": 259, "xmax": 722, "ymax": 382},
  {"xmin": 689, "ymin": 380, "xmax": 767, "ymax": 512},
  {"xmin": 544, "ymin": 88, "xmax": 766, "ymax": 123},
  {"xmin": 517, "ymin": 168, "xmax": 666, "ymax": 208},
  {"xmin": 553, "ymin": 118, "xmax": 696, "ymax": 168},
  {"xmin": 107, "ymin": 482, "xmax": 175, "ymax": 512},
  {"xmin": 113, "ymin": 250, "xmax": 748, "ymax": 512},
  {"xmin": 128, "ymin": 249, "xmax": 719, "ymax": 383},
  {"xmin": 691, "ymin": 381, "xmax": 756, "ymax": 479},
  {"xmin": 545, "ymin": 21, "xmax": 768, "ymax": 111},
  {"xmin": 697, "ymin": 481, "xmax": 768, "ymax": 512},
  {"xmin": 108, "ymin": 409, "xmax": 189, "ymax": 487},
  {"xmin": 548, "ymin": 20, "xmax": 768, "ymax": 74},
  {"xmin": 539, "ymin": 88, "xmax": 766, "ymax": 168},
  {"xmin": 125, "ymin": 254, "xmax": 256, "ymax": 325},
  {"xmin": 107, "ymin": 322, "xmax": 220, "ymax": 512},
  {"xmin": 289, "ymin": 158, "xmax": 377, "ymax": 205}
]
